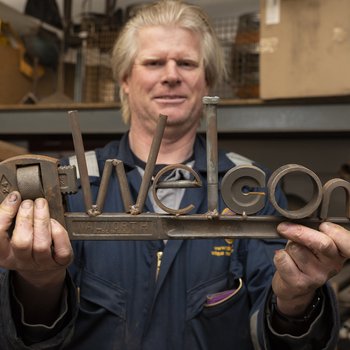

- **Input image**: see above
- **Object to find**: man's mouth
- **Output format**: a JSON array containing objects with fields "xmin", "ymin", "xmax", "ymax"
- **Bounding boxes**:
[{"xmin": 154, "ymin": 95, "xmax": 186, "ymax": 103}]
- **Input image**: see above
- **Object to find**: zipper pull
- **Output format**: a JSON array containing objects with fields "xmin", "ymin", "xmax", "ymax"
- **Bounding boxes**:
[
  {"xmin": 156, "ymin": 251, "xmax": 163, "ymax": 280},
  {"xmin": 76, "ymin": 286, "xmax": 81, "ymax": 304}
]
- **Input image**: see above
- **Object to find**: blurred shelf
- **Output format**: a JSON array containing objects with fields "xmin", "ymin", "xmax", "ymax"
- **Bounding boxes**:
[{"xmin": 0, "ymin": 99, "xmax": 350, "ymax": 134}]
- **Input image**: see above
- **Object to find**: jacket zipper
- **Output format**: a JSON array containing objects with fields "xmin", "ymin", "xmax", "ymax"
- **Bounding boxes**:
[{"xmin": 156, "ymin": 251, "xmax": 163, "ymax": 280}]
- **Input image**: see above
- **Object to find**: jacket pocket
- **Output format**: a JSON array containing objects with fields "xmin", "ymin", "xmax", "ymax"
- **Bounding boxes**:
[
  {"xmin": 70, "ymin": 269, "xmax": 127, "ymax": 349},
  {"xmin": 202, "ymin": 278, "xmax": 243, "ymax": 313},
  {"xmin": 79, "ymin": 269, "xmax": 127, "ymax": 319},
  {"xmin": 185, "ymin": 276, "xmax": 254, "ymax": 350}
]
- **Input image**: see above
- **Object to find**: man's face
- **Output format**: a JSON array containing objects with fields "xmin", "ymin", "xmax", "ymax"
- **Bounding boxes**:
[{"xmin": 122, "ymin": 26, "xmax": 209, "ymax": 134}]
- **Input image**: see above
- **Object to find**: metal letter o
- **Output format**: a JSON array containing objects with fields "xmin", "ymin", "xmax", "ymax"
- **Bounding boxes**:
[{"xmin": 267, "ymin": 164, "xmax": 323, "ymax": 219}]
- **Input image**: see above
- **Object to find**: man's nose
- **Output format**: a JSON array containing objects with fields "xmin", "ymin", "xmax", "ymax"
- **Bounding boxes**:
[{"xmin": 162, "ymin": 61, "xmax": 181, "ymax": 86}]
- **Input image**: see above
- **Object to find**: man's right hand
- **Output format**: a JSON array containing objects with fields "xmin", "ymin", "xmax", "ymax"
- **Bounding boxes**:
[
  {"xmin": 0, "ymin": 191, "xmax": 72, "ymax": 276},
  {"xmin": 0, "ymin": 191, "xmax": 73, "ymax": 325}
]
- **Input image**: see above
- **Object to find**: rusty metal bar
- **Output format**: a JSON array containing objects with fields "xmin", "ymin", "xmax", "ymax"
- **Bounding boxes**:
[
  {"xmin": 95, "ymin": 159, "xmax": 134, "ymax": 214},
  {"xmin": 64, "ymin": 212, "xmax": 350, "ymax": 240},
  {"xmin": 203, "ymin": 96, "xmax": 220, "ymax": 214},
  {"xmin": 68, "ymin": 110, "xmax": 93, "ymax": 212},
  {"xmin": 94, "ymin": 160, "xmax": 113, "ymax": 214},
  {"xmin": 155, "ymin": 180, "xmax": 201, "ymax": 188},
  {"xmin": 131, "ymin": 114, "xmax": 167, "ymax": 214},
  {"xmin": 114, "ymin": 160, "xmax": 133, "ymax": 212}
]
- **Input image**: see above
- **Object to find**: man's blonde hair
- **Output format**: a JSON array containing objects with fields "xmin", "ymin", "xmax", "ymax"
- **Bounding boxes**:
[{"xmin": 111, "ymin": 0, "xmax": 226, "ymax": 124}]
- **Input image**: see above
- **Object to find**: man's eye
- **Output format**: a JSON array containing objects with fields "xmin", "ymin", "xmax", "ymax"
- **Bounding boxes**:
[
  {"xmin": 145, "ymin": 61, "xmax": 163, "ymax": 67},
  {"xmin": 178, "ymin": 61, "xmax": 197, "ymax": 68}
]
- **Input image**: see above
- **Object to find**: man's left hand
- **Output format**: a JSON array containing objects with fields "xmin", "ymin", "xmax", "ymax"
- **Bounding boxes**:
[{"xmin": 272, "ymin": 221, "xmax": 349, "ymax": 316}]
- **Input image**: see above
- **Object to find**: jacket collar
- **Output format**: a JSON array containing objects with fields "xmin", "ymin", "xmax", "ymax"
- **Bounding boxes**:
[
  {"xmin": 98, "ymin": 133, "xmax": 234, "ymax": 175},
  {"xmin": 192, "ymin": 135, "xmax": 235, "ymax": 175}
]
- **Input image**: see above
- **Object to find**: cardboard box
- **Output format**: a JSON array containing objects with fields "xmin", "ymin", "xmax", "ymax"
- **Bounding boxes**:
[
  {"xmin": 0, "ymin": 44, "xmax": 63, "ymax": 105},
  {"xmin": 0, "ymin": 45, "xmax": 32, "ymax": 104},
  {"xmin": 260, "ymin": 0, "xmax": 350, "ymax": 99}
]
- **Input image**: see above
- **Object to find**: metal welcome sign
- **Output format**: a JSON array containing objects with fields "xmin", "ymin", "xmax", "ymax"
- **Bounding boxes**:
[{"xmin": 0, "ymin": 97, "xmax": 349, "ymax": 240}]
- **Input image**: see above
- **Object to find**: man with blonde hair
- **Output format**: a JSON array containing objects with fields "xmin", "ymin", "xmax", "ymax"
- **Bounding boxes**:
[{"xmin": 0, "ymin": 1, "xmax": 348, "ymax": 349}]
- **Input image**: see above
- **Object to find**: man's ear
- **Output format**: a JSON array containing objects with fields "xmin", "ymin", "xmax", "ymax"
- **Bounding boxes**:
[{"xmin": 121, "ymin": 79, "xmax": 130, "ymax": 95}]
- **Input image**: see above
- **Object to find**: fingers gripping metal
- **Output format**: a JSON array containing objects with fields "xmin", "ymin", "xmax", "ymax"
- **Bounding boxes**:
[{"xmin": 0, "ymin": 154, "xmax": 77, "ymax": 227}]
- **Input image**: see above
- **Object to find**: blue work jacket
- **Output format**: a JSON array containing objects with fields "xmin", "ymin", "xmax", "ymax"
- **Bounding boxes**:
[{"xmin": 0, "ymin": 134, "xmax": 339, "ymax": 350}]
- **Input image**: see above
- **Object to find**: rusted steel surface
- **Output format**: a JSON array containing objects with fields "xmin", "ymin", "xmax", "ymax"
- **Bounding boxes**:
[
  {"xmin": 203, "ymin": 96, "xmax": 220, "ymax": 214},
  {"xmin": 64, "ymin": 212, "xmax": 350, "ymax": 241},
  {"xmin": 1, "ymin": 97, "xmax": 350, "ymax": 240},
  {"xmin": 0, "ymin": 154, "xmax": 76, "ymax": 227},
  {"xmin": 221, "ymin": 165, "xmax": 266, "ymax": 215},
  {"xmin": 68, "ymin": 110, "xmax": 93, "ymax": 212},
  {"xmin": 268, "ymin": 164, "xmax": 323, "ymax": 219},
  {"xmin": 152, "ymin": 164, "xmax": 202, "ymax": 215},
  {"xmin": 131, "ymin": 114, "xmax": 167, "ymax": 215}
]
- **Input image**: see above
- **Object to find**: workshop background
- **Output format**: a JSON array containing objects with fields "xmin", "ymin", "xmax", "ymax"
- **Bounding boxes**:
[{"xmin": 0, "ymin": 0, "xmax": 350, "ymax": 348}]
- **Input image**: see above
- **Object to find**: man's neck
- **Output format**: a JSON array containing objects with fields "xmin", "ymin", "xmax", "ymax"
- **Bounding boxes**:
[{"xmin": 128, "ymin": 124, "xmax": 196, "ymax": 164}]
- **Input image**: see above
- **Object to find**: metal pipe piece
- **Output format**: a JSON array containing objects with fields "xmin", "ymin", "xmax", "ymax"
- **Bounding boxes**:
[
  {"xmin": 95, "ymin": 159, "xmax": 114, "ymax": 214},
  {"xmin": 203, "ymin": 96, "xmax": 220, "ymax": 214},
  {"xmin": 132, "ymin": 114, "xmax": 167, "ymax": 214},
  {"xmin": 68, "ymin": 110, "xmax": 93, "ymax": 212},
  {"xmin": 114, "ymin": 159, "xmax": 133, "ymax": 212}
]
